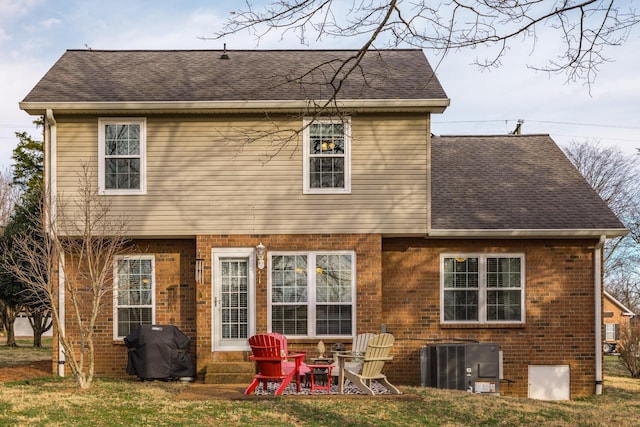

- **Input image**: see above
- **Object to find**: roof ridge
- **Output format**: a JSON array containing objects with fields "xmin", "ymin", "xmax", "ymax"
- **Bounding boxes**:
[{"xmin": 65, "ymin": 48, "xmax": 424, "ymax": 53}]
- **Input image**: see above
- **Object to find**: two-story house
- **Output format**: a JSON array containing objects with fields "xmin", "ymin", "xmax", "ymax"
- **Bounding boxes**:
[{"xmin": 20, "ymin": 49, "xmax": 626, "ymax": 398}]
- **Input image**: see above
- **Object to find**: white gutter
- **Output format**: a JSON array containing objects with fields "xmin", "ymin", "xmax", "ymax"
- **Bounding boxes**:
[
  {"xmin": 20, "ymin": 98, "xmax": 451, "ymax": 115},
  {"xmin": 594, "ymin": 235, "xmax": 606, "ymax": 395},
  {"xmin": 46, "ymin": 109, "xmax": 64, "ymax": 377},
  {"xmin": 427, "ymin": 228, "xmax": 628, "ymax": 238}
]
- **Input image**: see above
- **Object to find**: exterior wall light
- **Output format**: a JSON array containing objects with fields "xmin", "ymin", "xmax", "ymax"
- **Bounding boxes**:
[{"xmin": 256, "ymin": 243, "xmax": 266, "ymax": 269}]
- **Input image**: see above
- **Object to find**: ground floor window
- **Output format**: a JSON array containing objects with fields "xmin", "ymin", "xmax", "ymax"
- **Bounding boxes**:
[
  {"xmin": 441, "ymin": 254, "xmax": 525, "ymax": 324},
  {"xmin": 114, "ymin": 255, "xmax": 155, "ymax": 339},
  {"xmin": 605, "ymin": 323, "xmax": 618, "ymax": 341},
  {"xmin": 269, "ymin": 251, "xmax": 356, "ymax": 338}
]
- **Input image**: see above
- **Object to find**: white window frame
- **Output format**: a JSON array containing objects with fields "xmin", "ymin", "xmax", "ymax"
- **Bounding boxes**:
[
  {"xmin": 98, "ymin": 117, "xmax": 147, "ymax": 195},
  {"xmin": 440, "ymin": 253, "xmax": 525, "ymax": 325},
  {"xmin": 267, "ymin": 251, "xmax": 356, "ymax": 338},
  {"xmin": 605, "ymin": 323, "xmax": 617, "ymax": 341},
  {"xmin": 211, "ymin": 247, "xmax": 256, "ymax": 352},
  {"xmin": 302, "ymin": 117, "xmax": 351, "ymax": 194},
  {"xmin": 113, "ymin": 255, "xmax": 156, "ymax": 340}
]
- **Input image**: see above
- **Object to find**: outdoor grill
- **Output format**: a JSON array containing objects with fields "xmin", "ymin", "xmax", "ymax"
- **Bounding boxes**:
[{"xmin": 124, "ymin": 324, "xmax": 194, "ymax": 381}]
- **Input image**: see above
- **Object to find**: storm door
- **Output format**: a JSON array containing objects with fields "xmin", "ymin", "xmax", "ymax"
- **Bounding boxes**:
[{"xmin": 212, "ymin": 249, "xmax": 256, "ymax": 351}]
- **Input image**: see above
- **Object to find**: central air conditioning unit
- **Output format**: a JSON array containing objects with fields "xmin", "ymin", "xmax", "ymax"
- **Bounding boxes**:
[{"xmin": 420, "ymin": 343, "xmax": 501, "ymax": 395}]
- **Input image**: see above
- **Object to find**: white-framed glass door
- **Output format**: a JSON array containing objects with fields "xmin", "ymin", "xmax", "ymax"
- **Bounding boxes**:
[{"xmin": 212, "ymin": 248, "xmax": 256, "ymax": 351}]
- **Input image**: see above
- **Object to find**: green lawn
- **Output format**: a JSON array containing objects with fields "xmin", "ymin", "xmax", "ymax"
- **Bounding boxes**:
[{"xmin": 0, "ymin": 347, "xmax": 638, "ymax": 426}]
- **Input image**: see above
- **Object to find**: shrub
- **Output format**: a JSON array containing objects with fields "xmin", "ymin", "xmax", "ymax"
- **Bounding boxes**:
[{"xmin": 618, "ymin": 322, "xmax": 640, "ymax": 378}]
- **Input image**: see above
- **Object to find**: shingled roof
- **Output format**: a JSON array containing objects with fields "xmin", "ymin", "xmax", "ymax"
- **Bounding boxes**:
[
  {"xmin": 21, "ymin": 49, "xmax": 448, "ymax": 113},
  {"xmin": 431, "ymin": 134, "xmax": 626, "ymax": 235}
]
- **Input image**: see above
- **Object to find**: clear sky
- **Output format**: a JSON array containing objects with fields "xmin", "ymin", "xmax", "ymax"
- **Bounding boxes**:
[{"xmin": 2, "ymin": 0, "xmax": 640, "ymax": 171}]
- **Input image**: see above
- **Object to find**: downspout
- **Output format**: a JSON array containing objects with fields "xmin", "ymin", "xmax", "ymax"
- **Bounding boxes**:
[
  {"xmin": 45, "ymin": 109, "xmax": 57, "ymax": 218},
  {"xmin": 58, "ymin": 254, "xmax": 65, "ymax": 377},
  {"xmin": 594, "ymin": 234, "xmax": 606, "ymax": 395},
  {"xmin": 46, "ymin": 109, "xmax": 64, "ymax": 377},
  {"xmin": 425, "ymin": 116, "xmax": 432, "ymax": 237}
]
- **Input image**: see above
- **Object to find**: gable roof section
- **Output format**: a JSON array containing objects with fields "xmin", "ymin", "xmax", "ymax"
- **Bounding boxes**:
[
  {"xmin": 20, "ymin": 49, "xmax": 449, "ymax": 114},
  {"xmin": 430, "ymin": 134, "xmax": 627, "ymax": 237},
  {"xmin": 604, "ymin": 291, "xmax": 635, "ymax": 316}
]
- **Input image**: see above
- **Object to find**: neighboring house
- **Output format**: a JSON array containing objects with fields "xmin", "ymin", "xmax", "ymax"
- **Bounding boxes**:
[
  {"xmin": 13, "ymin": 312, "xmax": 53, "ymax": 338},
  {"xmin": 20, "ymin": 49, "xmax": 626, "ymax": 399},
  {"xmin": 603, "ymin": 291, "xmax": 635, "ymax": 353}
]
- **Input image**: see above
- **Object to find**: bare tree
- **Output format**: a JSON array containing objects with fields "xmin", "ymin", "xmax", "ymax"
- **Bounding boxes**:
[
  {"xmin": 214, "ymin": 1, "xmax": 640, "ymax": 85},
  {"xmin": 563, "ymin": 140, "xmax": 640, "ymax": 313},
  {"xmin": 0, "ymin": 168, "xmax": 22, "ymax": 346},
  {"xmin": 0, "ymin": 168, "xmax": 20, "ymax": 228},
  {"xmin": 607, "ymin": 267, "xmax": 640, "ymax": 315},
  {"xmin": 206, "ymin": 2, "xmax": 640, "ymax": 158},
  {"xmin": 3, "ymin": 164, "xmax": 130, "ymax": 389},
  {"xmin": 618, "ymin": 321, "xmax": 640, "ymax": 377},
  {"xmin": 25, "ymin": 303, "xmax": 52, "ymax": 348}
]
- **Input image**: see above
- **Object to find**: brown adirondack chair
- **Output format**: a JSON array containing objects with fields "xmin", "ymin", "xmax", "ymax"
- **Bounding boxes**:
[
  {"xmin": 244, "ymin": 334, "xmax": 305, "ymax": 395},
  {"xmin": 336, "ymin": 333, "xmax": 402, "ymax": 395}
]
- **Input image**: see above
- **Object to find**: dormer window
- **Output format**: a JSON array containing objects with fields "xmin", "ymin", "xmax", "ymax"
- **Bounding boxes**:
[{"xmin": 303, "ymin": 117, "xmax": 351, "ymax": 194}]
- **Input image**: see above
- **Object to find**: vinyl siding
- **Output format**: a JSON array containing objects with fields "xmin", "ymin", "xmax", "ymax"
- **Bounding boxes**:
[{"xmin": 54, "ymin": 114, "xmax": 428, "ymax": 236}]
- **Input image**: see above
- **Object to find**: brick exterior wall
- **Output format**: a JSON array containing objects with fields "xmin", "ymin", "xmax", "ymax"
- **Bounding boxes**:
[
  {"xmin": 382, "ymin": 237, "xmax": 600, "ymax": 398},
  {"xmin": 53, "ymin": 239, "xmax": 196, "ymax": 379},
  {"xmin": 603, "ymin": 294, "xmax": 633, "ymax": 345},
  {"xmin": 53, "ymin": 234, "xmax": 603, "ymax": 399},
  {"xmin": 604, "ymin": 297, "xmax": 625, "ymax": 325},
  {"xmin": 195, "ymin": 234, "xmax": 382, "ymax": 372}
]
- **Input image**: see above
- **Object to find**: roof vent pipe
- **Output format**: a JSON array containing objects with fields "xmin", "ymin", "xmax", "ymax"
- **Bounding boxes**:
[{"xmin": 220, "ymin": 43, "xmax": 230, "ymax": 60}]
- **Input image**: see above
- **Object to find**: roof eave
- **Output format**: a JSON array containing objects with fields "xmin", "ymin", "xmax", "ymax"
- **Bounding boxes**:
[
  {"xmin": 19, "ymin": 98, "xmax": 451, "ymax": 115},
  {"xmin": 427, "ymin": 228, "xmax": 629, "ymax": 239},
  {"xmin": 604, "ymin": 290, "xmax": 636, "ymax": 316}
]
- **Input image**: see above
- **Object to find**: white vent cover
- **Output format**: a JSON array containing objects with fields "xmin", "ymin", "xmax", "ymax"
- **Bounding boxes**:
[{"xmin": 528, "ymin": 365, "xmax": 570, "ymax": 400}]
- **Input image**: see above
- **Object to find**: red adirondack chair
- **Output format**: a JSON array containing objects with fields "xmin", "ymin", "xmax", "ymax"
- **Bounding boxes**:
[
  {"xmin": 244, "ymin": 334, "xmax": 306, "ymax": 395},
  {"xmin": 267, "ymin": 332, "xmax": 310, "ymax": 377}
]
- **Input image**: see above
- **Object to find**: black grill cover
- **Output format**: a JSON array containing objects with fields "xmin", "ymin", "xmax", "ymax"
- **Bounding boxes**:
[{"xmin": 124, "ymin": 325, "xmax": 194, "ymax": 380}]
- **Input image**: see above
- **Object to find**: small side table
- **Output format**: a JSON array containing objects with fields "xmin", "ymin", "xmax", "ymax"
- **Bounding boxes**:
[
  {"xmin": 307, "ymin": 364, "xmax": 334, "ymax": 394},
  {"xmin": 311, "ymin": 357, "xmax": 334, "ymax": 365}
]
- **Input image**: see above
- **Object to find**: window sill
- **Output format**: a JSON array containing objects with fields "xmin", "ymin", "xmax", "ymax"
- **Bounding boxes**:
[
  {"xmin": 303, "ymin": 189, "xmax": 351, "ymax": 195},
  {"xmin": 285, "ymin": 338, "xmax": 352, "ymax": 344},
  {"xmin": 440, "ymin": 323, "xmax": 525, "ymax": 329},
  {"xmin": 99, "ymin": 189, "xmax": 146, "ymax": 196}
]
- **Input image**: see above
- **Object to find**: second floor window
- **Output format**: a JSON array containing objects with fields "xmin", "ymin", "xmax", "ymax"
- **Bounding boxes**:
[
  {"xmin": 98, "ymin": 118, "xmax": 146, "ymax": 195},
  {"xmin": 303, "ymin": 117, "xmax": 351, "ymax": 194}
]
